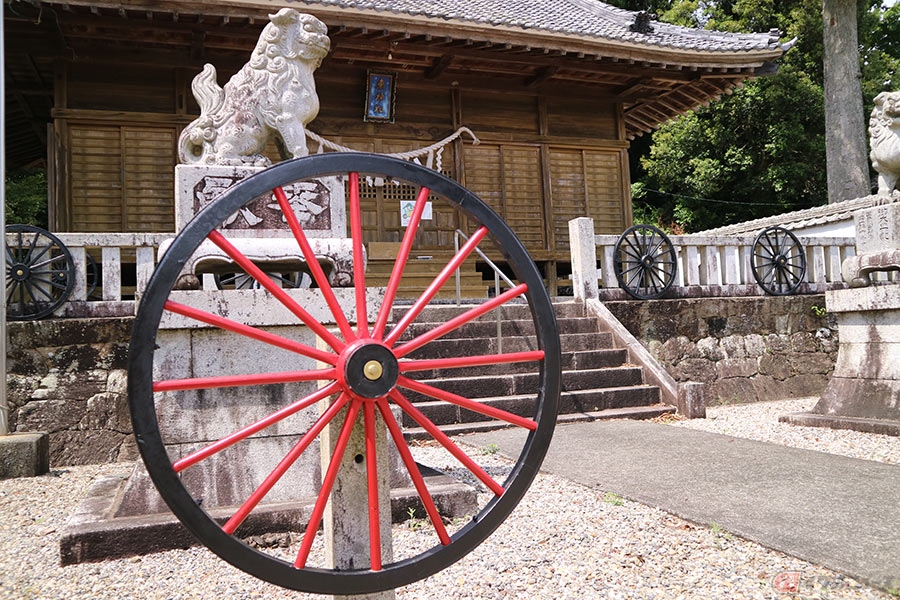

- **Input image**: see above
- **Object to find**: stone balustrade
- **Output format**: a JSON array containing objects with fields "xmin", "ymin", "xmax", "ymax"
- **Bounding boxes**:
[
  {"xmin": 570, "ymin": 217, "xmax": 859, "ymax": 300},
  {"xmin": 50, "ymin": 233, "xmax": 168, "ymax": 318}
]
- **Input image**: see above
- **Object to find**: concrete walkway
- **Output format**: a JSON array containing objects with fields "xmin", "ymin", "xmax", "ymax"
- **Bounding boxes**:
[{"xmin": 465, "ymin": 420, "xmax": 900, "ymax": 591}]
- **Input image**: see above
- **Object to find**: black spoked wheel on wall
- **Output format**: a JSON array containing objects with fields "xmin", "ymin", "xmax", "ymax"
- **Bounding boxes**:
[
  {"xmin": 214, "ymin": 270, "xmax": 309, "ymax": 290},
  {"xmin": 5, "ymin": 224, "xmax": 76, "ymax": 320},
  {"xmin": 128, "ymin": 153, "xmax": 561, "ymax": 595},
  {"xmin": 751, "ymin": 226, "xmax": 806, "ymax": 296},
  {"xmin": 613, "ymin": 224, "xmax": 677, "ymax": 300}
]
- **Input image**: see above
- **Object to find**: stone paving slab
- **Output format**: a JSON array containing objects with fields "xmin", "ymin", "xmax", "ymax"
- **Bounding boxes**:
[{"xmin": 465, "ymin": 420, "xmax": 900, "ymax": 591}]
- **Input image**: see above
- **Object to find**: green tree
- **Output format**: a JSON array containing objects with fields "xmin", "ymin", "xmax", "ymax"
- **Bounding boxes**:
[
  {"xmin": 5, "ymin": 169, "xmax": 48, "ymax": 228},
  {"xmin": 629, "ymin": 0, "xmax": 898, "ymax": 232}
]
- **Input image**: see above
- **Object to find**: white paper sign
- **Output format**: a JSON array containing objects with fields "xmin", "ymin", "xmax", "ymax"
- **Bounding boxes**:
[{"xmin": 400, "ymin": 200, "xmax": 433, "ymax": 227}]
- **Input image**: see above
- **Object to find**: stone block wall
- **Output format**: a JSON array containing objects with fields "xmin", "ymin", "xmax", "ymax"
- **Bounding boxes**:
[
  {"xmin": 605, "ymin": 295, "xmax": 838, "ymax": 405},
  {"xmin": 6, "ymin": 318, "xmax": 136, "ymax": 466}
]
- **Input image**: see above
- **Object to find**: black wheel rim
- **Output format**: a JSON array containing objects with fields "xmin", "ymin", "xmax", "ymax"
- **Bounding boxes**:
[
  {"xmin": 612, "ymin": 224, "xmax": 677, "ymax": 300},
  {"xmin": 128, "ymin": 153, "xmax": 561, "ymax": 595},
  {"xmin": 751, "ymin": 226, "xmax": 806, "ymax": 296},
  {"xmin": 5, "ymin": 224, "xmax": 75, "ymax": 320}
]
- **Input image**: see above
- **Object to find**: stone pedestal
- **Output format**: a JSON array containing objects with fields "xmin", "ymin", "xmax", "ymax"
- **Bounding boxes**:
[
  {"xmin": 0, "ymin": 431, "xmax": 49, "ymax": 479},
  {"xmin": 782, "ymin": 203, "xmax": 900, "ymax": 436}
]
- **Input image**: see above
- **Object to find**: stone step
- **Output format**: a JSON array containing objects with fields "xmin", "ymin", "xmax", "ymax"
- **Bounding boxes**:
[
  {"xmin": 404, "ymin": 404, "xmax": 676, "ymax": 439},
  {"xmin": 399, "ymin": 330, "xmax": 614, "ymax": 358},
  {"xmin": 402, "ymin": 366, "xmax": 645, "ymax": 402},
  {"xmin": 395, "ymin": 316, "xmax": 599, "ymax": 341},
  {"xmin": 395, "ymin": 300, "xmax": 586, "ymax": 322},
  {"xmin": 401, "ymin": 384, "xmax": 660, "ymax": 428},
  {"xmin": 401, "ymin": 347, "xmax": 628, "ymax": 379}
]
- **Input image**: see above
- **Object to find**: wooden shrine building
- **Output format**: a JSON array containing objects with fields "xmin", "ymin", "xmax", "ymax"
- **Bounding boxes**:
[{"xmin": 5, "ymin": 0, "xmax": 787, "ymax": 290}]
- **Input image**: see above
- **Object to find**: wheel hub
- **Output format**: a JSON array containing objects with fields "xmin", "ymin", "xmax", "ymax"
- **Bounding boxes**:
[
  {"xmin": 341, "ymin": 341, "xmax": 399, "ymax": 399},
  {"xmin": 775, "ymin": 254, "xmax": 788, "ymax": 267},
  {"xmin": 641, "ymin": 255, "xmax": 654, "ymax": 267},
  {"xmin": 10, "ymin": 263, "xmax": 30, "ymax": 282}
]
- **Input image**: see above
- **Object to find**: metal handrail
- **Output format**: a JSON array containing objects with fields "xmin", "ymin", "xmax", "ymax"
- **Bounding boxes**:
[{"xmin": 454, "ymin": 229, "xmax": 516, "ymax": 351}]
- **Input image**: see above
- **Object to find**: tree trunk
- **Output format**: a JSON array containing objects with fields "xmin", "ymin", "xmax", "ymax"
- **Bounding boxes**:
[{"xmin": 822, "ymin": 0, "xmax": 870, "ymax": 203}]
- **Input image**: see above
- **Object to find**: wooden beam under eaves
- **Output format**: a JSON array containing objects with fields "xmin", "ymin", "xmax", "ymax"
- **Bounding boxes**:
[
  {"xmin": 425, "ymin": 55, "xmax": 453, "ymax": 79},
  {"xmin": 525, "ymin": 65, "xmax": 558, "ymax": 88}
]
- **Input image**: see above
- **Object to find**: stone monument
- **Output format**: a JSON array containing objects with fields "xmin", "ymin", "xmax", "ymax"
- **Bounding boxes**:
[
  {"xmin": 60, "ymin": 10, "xmax": 475, "ymax": 573},
  {"xmin": 782, "ymin": 90, "xmax": 900, "ymax": 435}
]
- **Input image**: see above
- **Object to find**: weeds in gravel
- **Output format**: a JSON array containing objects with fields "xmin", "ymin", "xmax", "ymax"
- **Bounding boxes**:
[
  {"xmin": 406, "ymin": 507, "xmax": 427, "ymax": 531},
  {"xmin": 603, "ymin": 492, "xmax": 625, "ymax": 506},
  {"xmin": 479, "ymin": 443, "xmax": 499, "ymax": 455}
]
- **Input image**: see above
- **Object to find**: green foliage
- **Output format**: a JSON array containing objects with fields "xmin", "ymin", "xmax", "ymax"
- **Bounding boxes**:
[
  {"xmin": 5, "ymin": 169, "xmax": 48, "ymax": 228},
  {"xmin": 630, "ymin": 0, "xmax": 898, "ymax": 232}
]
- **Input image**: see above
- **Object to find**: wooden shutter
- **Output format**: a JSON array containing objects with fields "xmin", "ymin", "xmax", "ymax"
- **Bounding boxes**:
[
  {"xmin": 70, "ymin": 127, "xmax": 123, "ymax": 232},
  {"xmin": 463, "ymin": 143, "xmax": 546, "ymax": 255},
  {"xmin": 123, "ymin": 128, "xmax": 176, "ymax": 232},
  {"xmin": 69, "ymin": 124, "xmax": 175, "ymax": 232},
  {"xmin": 550, "ymin": 148, "xmax": 627, "ymax": 251}
]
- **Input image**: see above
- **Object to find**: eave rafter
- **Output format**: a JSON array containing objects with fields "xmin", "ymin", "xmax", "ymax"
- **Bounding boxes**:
[{"xmin": 11, "ymin": 0, "xmax": 781, "ymax": 140}]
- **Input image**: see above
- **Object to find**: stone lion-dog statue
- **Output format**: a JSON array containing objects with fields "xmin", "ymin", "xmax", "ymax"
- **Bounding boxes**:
[
  {"xmin": 870, "ymin": 90, "xmax": 900, "ymax": 197},
  {"xmin": 178, "ymin": 8, "xmax": 330, "ymax": 166}
]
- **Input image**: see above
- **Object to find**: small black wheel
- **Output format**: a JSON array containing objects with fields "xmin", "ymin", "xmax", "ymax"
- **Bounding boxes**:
[
  {"xmin": 5, "ymin": 224, "xmax": 75, "ymax": 320},
  {"xmin": 85, "ymin": 253, "xmax": 101, "ymax": 300},
  {"xmin": 128, "ymin": 153, "xmax": 561, "ymax": 595},
  {"xmin": 613, "ymin": 224, "xmax": 677, "ymax": 300},
  {"xmin": 751, "ymin": 226, "xmax": 806, "ymax": 296},
  {"xmin": 214, "ymin": 270, "xmax": 310, "ymax": 290}
]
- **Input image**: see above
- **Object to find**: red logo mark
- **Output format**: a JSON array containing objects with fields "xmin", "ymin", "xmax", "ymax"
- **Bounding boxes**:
[{"xmin": 773, "ymin": 571, "xmax": 801, "ymax": 593}]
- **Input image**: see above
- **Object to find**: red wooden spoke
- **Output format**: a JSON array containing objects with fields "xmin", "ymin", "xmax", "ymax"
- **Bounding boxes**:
[
  {"xmin": 223, "ymin": 392, "xmax": 350, "ymax": 535},
  {"xmin": 384, "ymin": 226, "xmax": 489, "ymax": 347},
  {"xmin": 398, "ymin": 376, "xmax": 537, "ymax": 431},
  {"xmin": 389, "ymin": 390, "xmax": 505, "ymax": 496},
  {"xmin": 207, "ymin": 230, "xmax": 345, "ymax": 352},
  {"xmin": 398, "ymin": 350, "xmax": 545, "ymax": 373},
  {"xmin": 394, "ymin": 284, "xmax": 529, "ymax": 358},
  {"xmin": 273, "ymin": 186, "xmax": 355, "ymax": 342},
  {"xmin": 372, "ymin": 185, "xmax": 432, "ymax": 340},
  {"xmin": 348, "ymin": 173, "xmax": 370, "ymax": 338},
  {"xmin": 295, "ymin": 400, "xmax": 362, "ymax": 568},
  {"xmin": 153, "ymin": 367, "xmax": 335, "ymax": 393},
  {"xmin": 164, "ymin": 300, "xmax": 336, "ymax": 365},
  {"xmin": 375, "ymin": 397, "xmax": 450, "ymax": 545},
  {"xmin": 173, "ymin": 382, "xmax": 342, "ymax": 473},
  {"xmin": 363, "ymin": 400, "xmax": 382, "ymax": 570}
]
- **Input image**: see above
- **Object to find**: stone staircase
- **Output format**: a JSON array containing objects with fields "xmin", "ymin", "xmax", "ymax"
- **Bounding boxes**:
[
  {"xmin": 394, "ymin": 301, "xmax": 675, "ymax": 437},
  {"xmin": 365, "ymin": 243, "xmax": 488, "ymax": 299}
]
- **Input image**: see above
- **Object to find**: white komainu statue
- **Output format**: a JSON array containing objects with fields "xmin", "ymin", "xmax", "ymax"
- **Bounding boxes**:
[
  {"xmin": 178, "ymin": 9, "xmax": 330, "ymax": 166},
  {"xmin": 870, "ymin": 91, "xmax": 900, "ymax": 197}
]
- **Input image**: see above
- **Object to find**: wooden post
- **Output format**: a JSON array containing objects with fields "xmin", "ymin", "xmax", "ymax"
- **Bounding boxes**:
[{"xmin": 321, "ymin": 403, "xmax": 396, "ymax": 600}]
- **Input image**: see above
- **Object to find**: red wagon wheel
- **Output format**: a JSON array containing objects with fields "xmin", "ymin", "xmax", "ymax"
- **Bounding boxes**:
[{"xmin": 128, "ymin": 153, "xmax": 561, "ymax": 595}]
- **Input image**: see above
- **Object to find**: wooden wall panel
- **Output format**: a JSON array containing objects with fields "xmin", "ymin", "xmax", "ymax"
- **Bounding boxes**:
[
  {"xmin": 549, "ymin": 148, "xmax": 587, "ymax": 251},
  {"xmin": 70, "ymin": 126, "xmax": 123, "ymax": 232},
  {"xmin": 463, "ymin": 143, "xmax": 545, "ymax": 254},
  {"xmin": 547, "ymin": 98, "xmax": 618, "ymax": 140},
  {"xmin": 549, "ymin": 148, "xmax": 627, "ymax": 251},
  {"xmin": 460, "ymin": 92, "xmax": 539, "ymax": 137},
  {"xmin": 67, "ymin": 64, "xmax": 175, "ymax": 113},
  {"xmin": 68, "ymin": 124, "xmax": 175, "ymax": 232},
  {"xmin": 584, "ymin": 150, "xmax": 627, "ymax": 234},
  {"xmin": 122, "ymin": 128, "xmax": 176, "ymax": 232},
  {"xmin": 501, "ymin": 146, "xmax": 545, "ymax": 251}
]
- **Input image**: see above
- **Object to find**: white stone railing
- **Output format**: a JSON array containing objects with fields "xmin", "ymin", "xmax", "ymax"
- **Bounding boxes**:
[
  {"xmin": 53, "ymin": 233, "xmax": 170, "ymax": 318},
  {"xmin": 569, "ymin": 217, "xmax": 857, "ymax": 301}
]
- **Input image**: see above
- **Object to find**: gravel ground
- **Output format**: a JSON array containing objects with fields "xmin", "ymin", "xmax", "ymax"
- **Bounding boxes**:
[{"xmin": 1, "ymin": 399, "xmax": 896, "ymax": 600}]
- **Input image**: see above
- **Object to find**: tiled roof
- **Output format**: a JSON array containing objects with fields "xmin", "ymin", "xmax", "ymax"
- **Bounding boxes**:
[
  {"xmin": 695, "ymin": 196, "xmax": 884, "ymax": 236},
  {"xmin": 293, "ymin": 0, "xmax": 783, "ymax": 53}
]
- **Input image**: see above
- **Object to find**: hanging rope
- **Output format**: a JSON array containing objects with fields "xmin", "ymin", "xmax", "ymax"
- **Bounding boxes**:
[{"xmin": 305, "ymin": 126, "xmax": 480, "ymax": 173}]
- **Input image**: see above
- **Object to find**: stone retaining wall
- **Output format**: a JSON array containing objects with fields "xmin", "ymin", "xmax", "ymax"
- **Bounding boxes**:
[
  {"xmin": 6, "ymin": 295, "xmax": 839, "ymax": 465},
  {"xmin": 605, "ymin": 295, "xmax": 838, "ymax": 406},
  {"xmin": 6, "ymin": 318, "xmax": 136, "ymax": 466}
]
